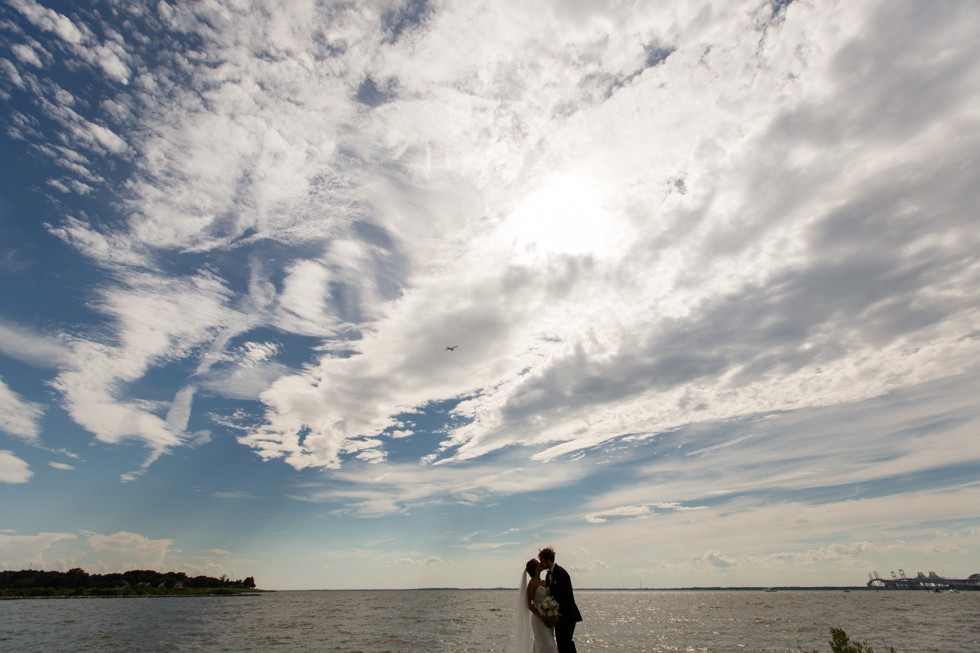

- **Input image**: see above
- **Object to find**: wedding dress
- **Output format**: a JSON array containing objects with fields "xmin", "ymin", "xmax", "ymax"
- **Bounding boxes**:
[
  {"xmin": 506, "ymin": 573, "xmax": 559, "ymax": 653},
  {"xmin": 531, "ymin": 584, "xmax": 559, "ymax": 653}
]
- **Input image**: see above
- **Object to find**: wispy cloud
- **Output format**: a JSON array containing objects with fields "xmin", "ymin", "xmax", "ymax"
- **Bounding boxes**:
[
  {"xmin": 290, "ymin": 454, "xmax": 594, "ymax": 517},
  {"xmin": 584, "ymin": 505, "xmax": 654, "ymax": 524},
  {"xmin": 48, "ymin": 272, "xmax": 240, "ymax": 467},
  {"xmin": 0, "ymin": 320, "xmax": 72, "ymax": 368},
  {"xmin": 213, "ymin": 491, "xmax": 256, "ymax": 500}
]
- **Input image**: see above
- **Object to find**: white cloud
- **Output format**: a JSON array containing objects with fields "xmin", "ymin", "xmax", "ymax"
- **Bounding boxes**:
[
  {"xmin": 584, "ymin": 505, "xmax": 653, "ymax": 524},
  {"xmin": 0, "ymin": 319, "xmax": 72, "ymax": 368},
  {"xmin": 692, "ymin": 550, "xmax": 736, "ymax": 569},
  {"xmin": 0, "ymin": 450, "xmax": 33, "ymax": 484},
  {"xmin": 569, "ymin": 373, "xmax": 980, "ymax": 532},
  {"xmin": 165, "ymin": 385, "xmax": 196, "ymax": 437},
  {"xmin": 290, "ymin": 454, "xmax": 593, "ymax": 517},
  {"xmin": 0, "ymin": 58, "xmax": 25, "ymax": 88},
  {"xmin": 49, "ymin": 273, "xmax": 239, "ymax": 462},
  {"xmin": 393, "ymin": 555, "xmax": 443, "ymax": 567},
  {"xmin": 10, "ymin": 43, "xmax": 42, "ymax": 67},
  {"xmin": 464, "ymin": 542, "xmax": 508, "ymax": 551},
  {"xmin": 9, "ymin": 0, "xmax": 131, "ymax": 85},
  {"xmin": 81, "ymin": 530, "xmax": 173, "ymax": 571},
  {"xmin": 213, "ymin": 491, "xmax": 256, "ymax": 500},
  {"xmin": 0, "ymin": 530, "xmax": 181, "ymax": 574},
  {"xmin": 9, "ymin": 0, "xmax": 86, "ymax": 45},
  {"xmin": 82, "ymin": 121, "xmax": 128, "ymax": 155},
  {"xmin": 276, "ymin": 260, "xmax": 336, "ymax": 336},
  {"xmin": 0, "ymin": 531, "xmax": 76, "ymax": 568},
  {"xmin": 195, "ymin": 334, "xmax": 286, "ymax": 400},
  {"xmin": 92, "ymin": 42, "xmax": 131, "ymax": 84},
  {"xmin": 45, "ymin": 217, "xmax": 142, "ymax": 265},
  {"xmin": 0, "ymin": 377, "xmax": 43, "ymax": 442}
]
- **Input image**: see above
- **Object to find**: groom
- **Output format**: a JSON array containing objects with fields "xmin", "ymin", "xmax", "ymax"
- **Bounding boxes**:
[{"xmin": 538, "ymin": 547, "xmax": 582, "ymax": 653}]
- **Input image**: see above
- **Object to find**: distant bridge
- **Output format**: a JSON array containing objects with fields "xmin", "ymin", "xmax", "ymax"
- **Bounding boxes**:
[{"xmin": 867, "ymin": 569, "xmax": 980, "ymax": 591}]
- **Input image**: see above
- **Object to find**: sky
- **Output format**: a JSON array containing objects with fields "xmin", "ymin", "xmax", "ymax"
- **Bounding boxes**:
[{"xmin": 1, "ymin": 0, "xmax": 979, "ymax": 591}]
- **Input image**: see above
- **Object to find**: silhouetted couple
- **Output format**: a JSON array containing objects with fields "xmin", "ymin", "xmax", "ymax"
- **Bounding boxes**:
[{"xmin": 507, "ymin": 547, "xmax": 582, "ymax": 653}]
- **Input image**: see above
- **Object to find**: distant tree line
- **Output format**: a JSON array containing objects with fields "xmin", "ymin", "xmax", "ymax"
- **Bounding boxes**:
[{"xmin": 0, "ymin": 568, "xmax": 256, "ymax": 591}]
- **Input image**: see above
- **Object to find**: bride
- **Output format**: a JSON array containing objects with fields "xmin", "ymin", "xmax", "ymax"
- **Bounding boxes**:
[{"xmin": 507, "ymin": 558, "xmax": 559, "ymax": 653}]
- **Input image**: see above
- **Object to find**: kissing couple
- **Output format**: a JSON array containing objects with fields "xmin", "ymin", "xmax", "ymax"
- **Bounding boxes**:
[{"xmin": 507, "ymin": 547, "xmax": 583, "ymax": 653}]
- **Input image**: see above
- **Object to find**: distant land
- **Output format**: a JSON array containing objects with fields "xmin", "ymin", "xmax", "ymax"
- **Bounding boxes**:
[{"xmin": 0, "ymin": 568, "xmax": 259, "ymax": 598}]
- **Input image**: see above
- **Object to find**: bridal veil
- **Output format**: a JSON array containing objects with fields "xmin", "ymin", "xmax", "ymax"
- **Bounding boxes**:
[{"xmin": 506, "ymin": 571, "xmax": 532, "ymax": 653}]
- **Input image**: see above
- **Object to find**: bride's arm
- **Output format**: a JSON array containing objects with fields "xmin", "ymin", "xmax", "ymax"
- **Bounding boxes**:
[{"xmin": 525, "ymin": 581, "xmax": 541, "ymax": 617}]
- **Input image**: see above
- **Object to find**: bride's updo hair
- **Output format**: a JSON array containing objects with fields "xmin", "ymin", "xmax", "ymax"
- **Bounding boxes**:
[{"xmin": 525, "ymin": 558, "xmax": 538, "ymax": 576}]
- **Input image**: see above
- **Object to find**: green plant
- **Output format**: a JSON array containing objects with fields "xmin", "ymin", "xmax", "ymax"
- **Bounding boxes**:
[{"xmin": 812, "ymin": 627, "xmax": 896, "ymax": 653}]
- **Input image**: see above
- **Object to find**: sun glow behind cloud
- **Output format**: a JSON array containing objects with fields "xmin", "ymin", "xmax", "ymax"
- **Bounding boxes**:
[{"xmin": 499, "ymin": 172, "xmax": 624, "ymax": 260}]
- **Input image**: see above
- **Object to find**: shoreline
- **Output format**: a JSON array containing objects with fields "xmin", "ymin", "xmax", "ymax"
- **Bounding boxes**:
[
  {"xmin": 0, "ymin": 589, "xmax": 268, "ymax": 600},
  {"xmin": 271, "ymin": 585, "xmax": 873, "ymax": 592}
]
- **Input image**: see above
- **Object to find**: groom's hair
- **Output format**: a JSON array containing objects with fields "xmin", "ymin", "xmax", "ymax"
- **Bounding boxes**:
[{"xmin": 538, "ymin": 546, "xmax": 556, "ymax": 563}]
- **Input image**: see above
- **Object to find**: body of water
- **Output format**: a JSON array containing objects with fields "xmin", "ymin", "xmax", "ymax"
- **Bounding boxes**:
[{"xmin": 2, "ymin": 589, "xmax": 977, "ymax": 652}]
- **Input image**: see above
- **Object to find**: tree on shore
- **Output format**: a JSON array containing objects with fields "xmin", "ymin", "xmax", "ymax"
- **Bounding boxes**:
[{"xmin": 0, "ymin": 568, "xmax": 256, "ymax": 591}]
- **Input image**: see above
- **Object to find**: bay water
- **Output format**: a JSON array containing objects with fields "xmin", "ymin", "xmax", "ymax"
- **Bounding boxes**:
[{"xmin": 2, "ymin": 589, "xmax": 977, "ymax": 652}]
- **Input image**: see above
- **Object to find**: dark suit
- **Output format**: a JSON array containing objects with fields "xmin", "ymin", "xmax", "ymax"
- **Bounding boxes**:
[{"xmin": 547, "ymin": 563, "xmax": 582, "ymax": 653}]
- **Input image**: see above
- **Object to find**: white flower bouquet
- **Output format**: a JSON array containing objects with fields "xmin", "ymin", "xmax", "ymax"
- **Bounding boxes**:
[{"xmin": 539, "ymin": 595, "xmax": 559, "ymax": 618}]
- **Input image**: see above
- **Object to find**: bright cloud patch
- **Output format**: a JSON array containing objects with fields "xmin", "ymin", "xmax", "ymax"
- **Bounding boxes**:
[
  {"xmin": 0, "ymin": 377, "xmax": 43, "ymax": 442},
  {"xmin": 0, "ymin": 450, "xmax": 33, "ymax": 484}
]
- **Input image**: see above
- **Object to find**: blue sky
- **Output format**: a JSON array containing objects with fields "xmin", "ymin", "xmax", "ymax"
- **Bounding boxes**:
[{"xmin": 1, "ymin": 0, "xmax": 979, "ymax": 590}]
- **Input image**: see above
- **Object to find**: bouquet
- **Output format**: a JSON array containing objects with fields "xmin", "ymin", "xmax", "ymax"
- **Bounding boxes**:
[{"xmin": 539, "ymin": 595, "xmax": 560, "ymax": 619}]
